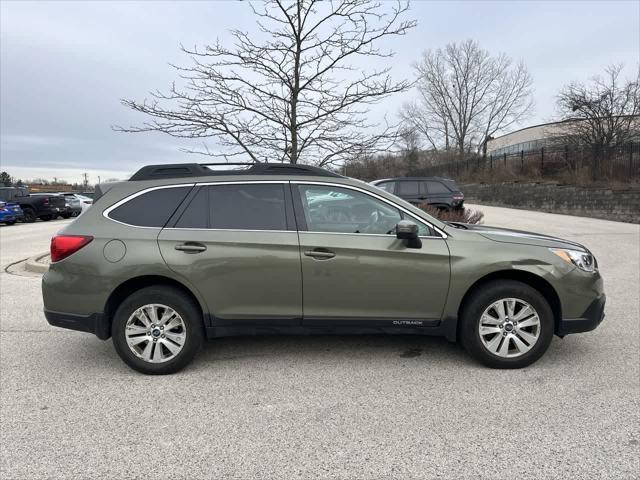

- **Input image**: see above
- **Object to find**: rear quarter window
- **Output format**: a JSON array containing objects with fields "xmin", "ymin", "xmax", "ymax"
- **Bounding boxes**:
[
  {"xmin": 427, "ymin": 181, "xmax": 451, "ymax": 194},
  {"xmin": 108, "ymin": 186, "xmax": 191, "ymax": 227}
]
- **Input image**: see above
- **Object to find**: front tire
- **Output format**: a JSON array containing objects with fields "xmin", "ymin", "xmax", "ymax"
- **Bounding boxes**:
[
  {"xmin": 460, "ymin": 280, "xmax": 554, "ymax": 369},
  {"xmin": 112, "ymin": 286, "xmax": 204, "ymax": 375},
  {"xmin": 40, "ymin": 215, "xmax": 53, "ymax": 221}
]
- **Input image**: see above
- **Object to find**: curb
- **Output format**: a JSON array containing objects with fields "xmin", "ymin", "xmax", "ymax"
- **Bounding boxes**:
[{"xmin": 25, "ymin": 252, "xmax": 50, "ymax": 274}]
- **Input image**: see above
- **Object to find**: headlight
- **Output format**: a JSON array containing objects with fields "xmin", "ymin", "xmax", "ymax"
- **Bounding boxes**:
[{"xmin": 550, "ymin": 248, "xmax": 596, "ymax": 272}]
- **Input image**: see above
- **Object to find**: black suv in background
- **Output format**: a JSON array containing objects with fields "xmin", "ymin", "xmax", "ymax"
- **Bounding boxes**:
[{"xmin": 371, "ymin": 177, "xmax": 464, "ymax": 210}]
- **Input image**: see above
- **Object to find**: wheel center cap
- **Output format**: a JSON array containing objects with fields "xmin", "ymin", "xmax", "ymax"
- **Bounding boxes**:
[
  {"xmin": 504, "ymin": 323, "xmax": 514, "ymax": 332},
  {"xmin": 152, "ymin": 328, "xmax": 161, "ymax": 337}
]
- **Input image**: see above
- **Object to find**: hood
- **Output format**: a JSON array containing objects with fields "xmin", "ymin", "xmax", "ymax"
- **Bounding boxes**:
[{"xmin": 445, "ymin": 223, "xmax": 587, "ymax": 251}]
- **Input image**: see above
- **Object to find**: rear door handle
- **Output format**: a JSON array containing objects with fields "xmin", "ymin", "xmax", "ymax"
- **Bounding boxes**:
[
  {"xmin": 175, "ymin": 243, "xmax": 207, "ymax": 253},
  {"xmin": 304, "ymin": 249, "xmax": 336, "ymax": 260}
]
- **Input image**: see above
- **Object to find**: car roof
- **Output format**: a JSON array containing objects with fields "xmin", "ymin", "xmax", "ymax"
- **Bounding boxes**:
[
  {"xmin": 129, "ymin": 162, "xmax": 344, "ymax": 182},
  {"xmin": 372, "ymin": 176, "xmax": 457, "ymax": 183}
]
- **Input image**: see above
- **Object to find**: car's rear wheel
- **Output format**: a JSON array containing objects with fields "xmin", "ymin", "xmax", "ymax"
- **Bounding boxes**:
[
  {"xmin": 23, "ymin": 208, "xmax": 36, "ymax": 223},
  {"xmin": 112, "ymin": 286, "xmax": 204, "ymax": 375},
  {"xmin": 40, "ymin": 215, "xmax": 53, "ymax": 221},
  {"xmin": 460, "ymin": 280, "xmax": 554, "ymax": 369}
]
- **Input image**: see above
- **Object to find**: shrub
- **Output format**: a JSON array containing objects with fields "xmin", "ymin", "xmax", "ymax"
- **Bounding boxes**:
[{"xmin": 418, "ymin": 204, "xmax": 484, "ymax": 224}]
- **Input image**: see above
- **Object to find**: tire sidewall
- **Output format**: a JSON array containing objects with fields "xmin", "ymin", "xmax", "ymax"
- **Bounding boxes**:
[
  {"xmin": 461, "ymin": 280, "xmax": 554, "ymax": 369},
  {"xmin": 112, "ymin": 286, "xmax": 204, "ymax": 375}
]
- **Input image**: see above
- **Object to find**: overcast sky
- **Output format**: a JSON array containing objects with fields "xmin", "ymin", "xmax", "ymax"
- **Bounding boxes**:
[{"xmin": 1, "ymin": 0, "xmax": 638, "ymax": 183}]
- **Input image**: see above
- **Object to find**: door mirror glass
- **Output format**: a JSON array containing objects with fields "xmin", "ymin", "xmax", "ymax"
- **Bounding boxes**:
[{"xmin": 396, "ymin": 220, "xmax": 422, "ymax": 249}]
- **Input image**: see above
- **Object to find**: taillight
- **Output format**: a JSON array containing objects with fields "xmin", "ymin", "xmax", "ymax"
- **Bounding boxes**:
[
  {"xmin": 43, "ymin": 198, "xmax": 50, "ymax": 206},
  {"xmin": 50, "ymin": 235, "xmax": 93, "ymax": 262}
]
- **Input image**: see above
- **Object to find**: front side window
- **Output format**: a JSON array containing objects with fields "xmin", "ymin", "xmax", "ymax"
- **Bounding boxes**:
[
  {"xmin": 108, "ymin": 186, "xmax": 191, "ymax": 227},
  {"xmin": 209, "ymin": 183, "xmax": 287, "ymax": 230},
  {"xmin": 298, "ymin": 185, "xmax": 402, "ymax": 235}
]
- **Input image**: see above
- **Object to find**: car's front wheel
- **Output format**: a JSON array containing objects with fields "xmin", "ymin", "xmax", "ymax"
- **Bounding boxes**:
[
  {"xmin": 112, "ymin": 286, "xmax": 204, "ymax": 374},
  {"xmin": 460, "ymin": 280, "xmax": 554, "ymax": 369}
]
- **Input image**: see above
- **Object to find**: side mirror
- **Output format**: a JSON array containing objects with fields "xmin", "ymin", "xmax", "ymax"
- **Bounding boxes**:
[{"xmin": 396, "ymin": 220, "xmax": 422, "ymax": 249}]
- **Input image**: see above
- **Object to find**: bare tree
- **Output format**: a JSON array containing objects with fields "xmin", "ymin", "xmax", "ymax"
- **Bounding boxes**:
[
  {"xmin": 401, "ymin": 40, "xmax": 533, "ymax": 157},
  {"xmin": 116, "ymin": 0, "xmax": 415, "ymax": 166},
  {"xmin": 556, "ymin": 64, "xmax": 640, "ymax": 148}
]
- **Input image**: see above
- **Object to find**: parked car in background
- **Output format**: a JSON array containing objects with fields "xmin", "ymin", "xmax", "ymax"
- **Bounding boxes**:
[
  {"xmin": 57, "ymin": 193, "xmax": 85, "ymax": 217},
  {"xmin": 73, "ymin": 193, "xmax": 93, "ymax": 212},
  {"xmin": 0, "ymin": 187, "xmax": 66, "ymax": 222},
  {"xmin": 0, "ymin": 200, "xmax": 24, "ymax": 223},
  {"xmin": 43, "ymin": 162, "xmax": 605, "ymax": 374},
  {"xmin": 0, "ymin": 202, "xmax": 17, "ymax": 225},
  {"xmin": 371, "ymin": 177, "xmax": 464, "ymax": 211}
]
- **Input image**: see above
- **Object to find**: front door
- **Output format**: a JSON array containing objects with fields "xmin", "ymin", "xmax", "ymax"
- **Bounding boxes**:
[
  {"xmin": 294, "ymin": 183, "xmax": 450, "ymax": 327},
  {"xmin": 158, "ymin": 182, "xmax": 302, "ymax": 324}
]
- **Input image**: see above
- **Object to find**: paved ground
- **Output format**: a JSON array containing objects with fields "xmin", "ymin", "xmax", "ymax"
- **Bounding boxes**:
[{"xmin": 1, "ymin": 208, "xmax": 638, "ymax": 479}]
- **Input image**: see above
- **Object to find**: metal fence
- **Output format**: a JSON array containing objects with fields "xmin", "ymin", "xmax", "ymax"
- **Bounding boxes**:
[{"xmin": 415, "ymin": 142, "xmax": 640, "ymax": 182}]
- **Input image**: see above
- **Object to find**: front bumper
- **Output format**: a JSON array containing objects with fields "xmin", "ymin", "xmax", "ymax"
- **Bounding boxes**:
[
  {"xmin": 44, "ymin": 309, "xmax": 110, "ymax": 339},
  {"xmin": 557, "ymin": 294, "xmax": 606, "ymax": 336}
]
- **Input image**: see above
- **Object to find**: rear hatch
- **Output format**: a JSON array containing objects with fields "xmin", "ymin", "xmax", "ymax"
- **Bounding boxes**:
[{"xmin": 46, "ymin": 195, "xmax": 66, "ymax": 212}]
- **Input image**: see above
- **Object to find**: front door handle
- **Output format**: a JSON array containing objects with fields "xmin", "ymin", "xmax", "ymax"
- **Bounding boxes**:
[
  {"xmin": 304, "ymin": 249, "xmax": 336, "ymax": 260},
  {"xmin": 175, "ymin": 242, "xmax": 207, "ymax": 253}
]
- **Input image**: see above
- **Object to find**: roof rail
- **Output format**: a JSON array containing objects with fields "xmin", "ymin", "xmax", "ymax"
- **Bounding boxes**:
[{"xmin": 129, "ymin": 162, "xmax": 343, "ymax": 181}]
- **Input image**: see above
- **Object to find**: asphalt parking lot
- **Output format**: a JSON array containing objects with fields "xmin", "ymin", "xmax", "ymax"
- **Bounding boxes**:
[{"xmin": 1, "ymin": 207, "xmax": 638, "ymax": 480}]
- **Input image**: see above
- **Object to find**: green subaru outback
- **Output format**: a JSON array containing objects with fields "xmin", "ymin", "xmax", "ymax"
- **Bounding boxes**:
[{"xmin": 42, "ymin": 163, "xmax": 605, "ymax": 374}]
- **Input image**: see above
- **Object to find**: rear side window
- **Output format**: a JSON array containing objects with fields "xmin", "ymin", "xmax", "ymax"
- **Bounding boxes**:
[
  {"xmin": 175, "ymin": 187, "xmax": 208, "ymax": 228},
  {"xmin": 427, "ymin": 181, "xmax": 450, "ymax": 194},
  {"xmin": 398, "ymin": 181, "xmax": 419, "ymax": 196},
  {"xmin": 209, "ymin": 184, "xmax": 287, "ymax": 230},
  {"xmin": 108, "ymin": 186, "xmax": 191, "ymax": 227}
]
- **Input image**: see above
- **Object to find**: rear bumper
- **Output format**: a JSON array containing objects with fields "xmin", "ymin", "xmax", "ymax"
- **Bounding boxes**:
[
  {"xmin": 44, "ymin": 309, "xmax": 110, "ymax": 340},
  {"xmin": 557, "ymin": 294, "xmax": 606, "ymax": 336}
]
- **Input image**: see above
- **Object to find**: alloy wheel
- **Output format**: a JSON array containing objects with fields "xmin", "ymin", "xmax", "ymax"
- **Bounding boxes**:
[
  {"xmin": 478, "ymin": 298, "xmax": 541, "ymax": 358},
  {"xmin": 125, "ymin": 304, "xmax": 187, "ymax": 363}
]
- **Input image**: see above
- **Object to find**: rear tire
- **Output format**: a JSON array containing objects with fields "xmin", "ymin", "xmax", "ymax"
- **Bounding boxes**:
[
  {"xmin": 112, "ymin": 286, "xmax": 204, "ymax": 375},
  {"xmin": 460, "ymin": 280, "xmax": 554, "ymax": 369},
  {"xmin": 40, "ymin": 215, "xmax": 53, "ymax": 221},
  {"xmin": 23, "ymin": 208, "xmax": 36, "ymax": 223}
]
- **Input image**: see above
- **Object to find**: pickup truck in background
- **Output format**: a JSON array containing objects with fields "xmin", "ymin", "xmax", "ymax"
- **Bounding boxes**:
[{"xmin": 0, "ymin": 187, "xmax": 66, "ymax": 222}]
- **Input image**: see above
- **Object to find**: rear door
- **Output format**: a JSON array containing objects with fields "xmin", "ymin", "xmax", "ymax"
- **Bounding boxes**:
[
  {"xmin": 396, "ymin": 180, "xmax": 424, "ymax": 205},
  {"xmin": 158, "ymin": 181, "xmax": 302, "ymax": 325}
]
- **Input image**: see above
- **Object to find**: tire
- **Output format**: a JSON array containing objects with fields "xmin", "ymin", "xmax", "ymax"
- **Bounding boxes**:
[
  {"xmin": 40, "ymin": 215, "xmax": 53, "ymax": 221},
  {"xmin": 7, "ymin": 221, "xmax": 16, "ymax": 225},
  {"xmin": 23, "ymin": 208, "xmax": 36, "ymax": 223},
  {"xmin": 61, "ymin": 214, "xmax": 71, "ymax": 219},
  {"xmin": 112, "ymin": 286, "xmax": 204, "ymax": 375},
  {"xmin": 460, "ymin": 280, "xmax": 554, "ymax": 369}
]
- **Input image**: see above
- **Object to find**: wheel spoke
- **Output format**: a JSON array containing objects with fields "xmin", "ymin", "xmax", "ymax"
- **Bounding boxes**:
[
  {"xmin": 160, "ymin": 339, "xmax": 181, "ymax": 355},
  {"xmin": 145, "ymin": 306, "xmax": 159, "ymax": 324},
  {"xmin": 511, "ymin": 334, "xmax": 531, "ymax": 354},
  {"xmin": 494, "ymin": 301, "xmax": 506, "ymax": 321},
  {"xmin": 164, "ymin": 331, "xmax": 185, "ymax": 345},
  {"xmin": 158, "ymin": 308, "xmax": 177, "ymax": 327},
  {"xmin": 481, "ymin": 313, "xmax": 501, "ymax": 326},
  {"xmin": 164, "ymin": 317, "xmax": 182, "ymax": 331},
  {"xmin": 126, "ymin": 325, "xmax": 148, "ymax": 335},
  {"xmin": 486, "ymin": 333, "xmax": 503, "ymax": 353},
  {"xmin": 480, "ymin": 325, "xmax": 501, "ymax": 336},
  {"xmin": 140, "ymin": 340, "xmax": 153, "ymax": 361},
  {"xmin": 513, "ymin": 305, "xmax": 533, "ymax": 321},
  {"xmin": 515, "ymin": 328, "xmax": 538, "ymax": 345},
  {"xmin": 518, "ymin": 315, "xmax": 539, "ymax": 329},
  {"xmin": 152, "ymin": 342, "xmax": 164, "ymax": 362},
  {"xmin": 506, "ymin": 299, "xmax": 516, "ymax": 318},
  {"xmin": 127, "ymin": 335, "xmax": 148, "ymax": 347},
  {"xmin": 498, "ymin": 335, "xmax": 511, "ymax": 356},
  {"xmin": 135, "ymin": 310, "xmax": 151, "ymax": 327}
]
